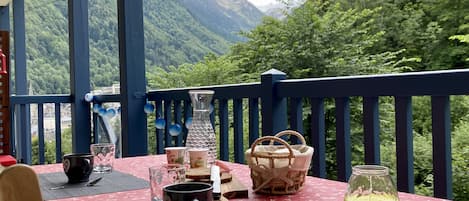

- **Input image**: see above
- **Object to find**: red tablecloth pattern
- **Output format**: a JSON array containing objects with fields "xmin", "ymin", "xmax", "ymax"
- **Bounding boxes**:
[{"xmin": 32, "ymin": 155, "xmax": 448, "ymax": 201}]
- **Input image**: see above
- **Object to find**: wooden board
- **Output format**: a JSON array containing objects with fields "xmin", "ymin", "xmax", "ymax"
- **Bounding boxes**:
[
  {"xmin": 220, "ymin": 176, "xmax": 249, "ymax": 200},
  {"xmin": 186, "ymin": 168, "xmax": 211, "ymax": 180},
  {"xmin": 186, "ymin": 167, "xmax": 248, "ymax": 200},
  {"xmin": 186, "ymin": 168, "xmax": 232, "ymax": 183}
]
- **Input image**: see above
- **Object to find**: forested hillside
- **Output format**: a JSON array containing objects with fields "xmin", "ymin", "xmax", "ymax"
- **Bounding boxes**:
[{"xmin": 23, "ymin": 0, "xmax": 262, "ymax": 94}]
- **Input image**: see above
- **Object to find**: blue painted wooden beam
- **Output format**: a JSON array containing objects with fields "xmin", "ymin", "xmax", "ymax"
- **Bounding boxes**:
[
  {"xmin": 210, "ymin": 99, "xmax": 215, "ymax": 128},
  {"xmin": 11, "ymin": 0, "xmax": 31, "ymax": 164},
  {"xmin": 233, "ymin": 98, "xmax": 244, "ymax": 163},
  {"xmin": 363, "ymin": 97, "xmax": 380, "ymax": 165},
  {"xmin": 38, "ymin": 104, "xmax": 45, "ymax": 164},
  {"xmin": 277, "ymin": 69, "xmax": 469, "ymax": 98},
  {"xmin": 68, "ymin": 0, "xmax": 91, "ymax": 154},
  {"xmin": 431, "ymin": 96, "xmax": 453, "ymax": 199},
  {"xmin": 11, "ymin": 0, "xmax": 26, "ymax": 98},
  {"xmin": 395, "ymin": 96, "xmax": 414, "ymax": 193},
  {"xmin": 218, "ymin": 99, "xmax": 229, "ymax": 161},
  {"xmin": 335, "ymin": 97, "xmax": 351, "ymax": 182},
  {"xmin": 93, "ymin": 94, "xmax": 120, "ymax": 103},
  {"xmin": 92, "ymin": 112, "xmax": 99, "ymax": 143},
  {"xmin": 164, "ymin": 100, "xmax": 172, "ymax": 147},
  {"xmin": 156, "ymin": 100, "xmax": 164, "ymax": 154},
  {"xmin": 289, "ymin": 97, "xmax": 303, "ymax": 144},
  {"xmin": 174, "ymin": 101, "xmax": 183, "ymax": 146},
  {"xmin": 11, "ymin": 0, "xmax": 26, "ymax": 100},
  {"xmin": 261, "ymin": 69, "xmax": 287, "ymax": 136},
  {"xmin": 117, "ymin": 0, "xmax": 147, "ymax": 156},
  {"xmin": 248, "ymin": 98, "xmax": 259, "ymax": 146},
  {"xmin": 10, "ymin": 95, "xmax": 71, "ymax": 104},
  {"xmin": 55, "ymin": 103, "xmax": 62, "ymax": 162},
  {"xmin": 183, "ymin": 100, "xmax": 191, "ymax": 146},
  {"xmin": 310, "ymin": 98, "xmax": 326, "ymax": 178},
  {"xmin": 147, "ymin": 83, "xmax": 261, "ymax": 100}
]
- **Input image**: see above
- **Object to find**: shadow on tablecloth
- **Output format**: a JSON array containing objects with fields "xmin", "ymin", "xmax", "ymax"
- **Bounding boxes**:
[{"xmin": 38, "ymin": 171, "xmax": 149, "ymax": 200}]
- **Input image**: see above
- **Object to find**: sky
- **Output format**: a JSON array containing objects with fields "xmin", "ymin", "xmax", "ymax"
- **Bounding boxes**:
[{"xmin": 247, "ymin": 0, "xmax": 278, "ymax": 6}]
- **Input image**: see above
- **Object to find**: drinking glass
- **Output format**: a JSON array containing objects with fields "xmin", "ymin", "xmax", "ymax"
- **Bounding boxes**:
[
  {"xmin": 90, "ymin": 143, "xmax": 115, "ymax": 173},
  {"xmin": 344, "ymin": 165, "xmax": 399, "ymax": 201},
  {"xmin": 149, "ymin": 164, "xmax": 186, "ymax": 201}
]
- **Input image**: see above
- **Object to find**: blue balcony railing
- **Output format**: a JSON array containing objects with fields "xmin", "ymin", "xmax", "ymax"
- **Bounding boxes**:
[{"xmin": 10, "ymin": 69, "xmax": 469, "ymax": 199}]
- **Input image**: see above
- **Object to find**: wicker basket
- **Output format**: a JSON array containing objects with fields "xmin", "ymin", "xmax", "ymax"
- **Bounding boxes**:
[{"xmin": 245, "ymin": 130, "xmax": 314, "ymax": 195}]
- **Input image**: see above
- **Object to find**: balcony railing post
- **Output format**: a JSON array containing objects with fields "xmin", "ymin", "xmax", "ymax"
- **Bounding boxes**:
[
  {"xmin": 117, "ymin": 0, "xmax": 147, "ymax": 156},
  {"xmin": 260, "ymin": 69, "xmax": 287, "ymax": 136},
  {"xmin": 10, "ymin": 0, "xmax": 32, "ymax": 163},
  {"xmin": 69, "ymin": 0, "xmax": 91, "ymax": 153}
]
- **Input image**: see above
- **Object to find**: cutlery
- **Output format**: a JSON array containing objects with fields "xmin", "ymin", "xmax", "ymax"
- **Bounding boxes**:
[{"xmin": 49, "ymin": 177, "xmax": 103, "ymax": 190}]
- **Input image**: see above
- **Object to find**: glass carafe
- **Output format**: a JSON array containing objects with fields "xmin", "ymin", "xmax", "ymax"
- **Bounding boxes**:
[
  {"xmin": 185, "ymin": 90, "xmax": 217, "ymax": 165},
  {"xmin": 344, "ymin": 165, "xmax": 399, "ymax": 201}
]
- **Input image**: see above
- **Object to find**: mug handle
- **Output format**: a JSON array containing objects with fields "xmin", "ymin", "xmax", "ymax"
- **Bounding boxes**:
[{"xmin": 85, "ymin": 158, "xmax": 93, "ymax": 169}]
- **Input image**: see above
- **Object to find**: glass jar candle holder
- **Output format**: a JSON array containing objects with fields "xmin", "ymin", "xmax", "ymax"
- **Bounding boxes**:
[{"xmin": 344, "ymin": 165, "xmax": 399, "ymax": 201}]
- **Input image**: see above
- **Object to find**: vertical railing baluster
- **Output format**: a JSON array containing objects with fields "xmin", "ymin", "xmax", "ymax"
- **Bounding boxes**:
[
  {"xmin": 174, "ymin": 100, "xmax": 183, "ymax": 147},
  {"xmin": 55, "ymin": 103, "xmax": 62, "ymax": 163},
  {"xmin": 431, "ymin": 96, "xmax": 453, "ymax": 199},
  {"xmin": 233, "ymin": 98, "xmax": 244, "ymax": 163},
  {"xmin": 156, "ymin": 100, "xmax": 164, "ymax": 154},
  {"xmin": 183, "ymin": 100, "xmax": 191, "ymax": 146},
  {"xmin": 38, "ymin": 103, "xmax": 45, "ymax": 164},
  {"xmin": 210, "ymin": 99, "xmax": 215, "ymax": 128},
  {"xmin": 164, "ymin": 100, "xmax": 172, "ymax": 147},
  {"xmin": 311, "ymin": 98, "xmax": 326, "ymax": 178},
  {"xmin": 289, "ymin": 97, "xmax": 303, "ymax": 144},
  {"xmin": 363, "ymin": 97, "xmax": 380, "ymax": 165},
  {"xmin": 335, "ymin": 97, "xmax": 351, "ymax": 182},
  {"xmin": 248, "ymin": 98, "xmax": 259, "ymax": 146},
  {"xmin": 17, "ymin": 104, "xmax": 32, "ymax": 164},
  {"xmin": 395, "ymin": 96, "xmax": 414, "ymax": 193},
  {"xmin": 219, "ymin": 99, "xmax": 229, "ymax": 161},
  {"xmin": 9, "ymin": 108, "xmax": 16, "ymax": 157},
  {"xmin": 92, "ymin": 111, "xmax": 99, "ymax": 144}
]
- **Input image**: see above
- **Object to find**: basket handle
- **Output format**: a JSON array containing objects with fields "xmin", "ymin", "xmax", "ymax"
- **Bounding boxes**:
[
  {"xmin": 271, "ymin": 130, "xmax": 306, "ymax": 146},
  {"xmin": 250, "ymin": 136, "xmax": 295, "ymax": 160}
]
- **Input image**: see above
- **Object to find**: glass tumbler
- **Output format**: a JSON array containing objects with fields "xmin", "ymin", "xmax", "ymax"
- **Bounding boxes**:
[
  {"xmin": 90, "ymin": 143, "xmax": 115, "ymax": 173},
  {"xmin": 149, "ymin": 164, "xmax": 186, "ymax": 201},
  {"xmin": 344, "ymin": 165, "xmax": 399, "ymax": 201}
]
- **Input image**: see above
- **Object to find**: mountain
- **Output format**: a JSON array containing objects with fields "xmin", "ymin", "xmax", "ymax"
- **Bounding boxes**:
[
  {"xmin": 179, "ymin": 0, "xmax": 264, "ymax": 42},
  {"xmin": 258, "ymin": 3, "xmax": 286, "ymax": 18},
  {"xmin": 257, "ymin": 0, "xmax": 305, "ymax": 19},
  {"xmin": 23, "ymin": 0, "xmax": 263, "ymax": 94}
]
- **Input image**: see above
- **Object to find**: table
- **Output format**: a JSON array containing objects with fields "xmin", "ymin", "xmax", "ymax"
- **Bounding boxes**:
[{"xmin": 33, "ymin": 155, "xmax": 448, "ymax": 201}]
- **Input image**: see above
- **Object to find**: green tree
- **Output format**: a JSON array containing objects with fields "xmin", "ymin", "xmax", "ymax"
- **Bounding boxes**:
[{"xmin": 231, "ymin": 1, "xmax": 410, "ymax": 79}]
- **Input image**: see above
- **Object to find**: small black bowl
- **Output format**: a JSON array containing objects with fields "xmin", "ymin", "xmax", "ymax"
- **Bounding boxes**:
[
  {"xmin": 163, "ymin": 182, "xmax": 213, "ymax": 201},
  {"xmin": 63, "ymin": 153, "xmax": 94, "ymax": 183}
]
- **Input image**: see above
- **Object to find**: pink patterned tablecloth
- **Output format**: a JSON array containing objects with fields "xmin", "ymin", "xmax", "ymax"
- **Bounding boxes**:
[{"xmin": 33, "ymin": 155, "xmax": 448, "ymax": 201}]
